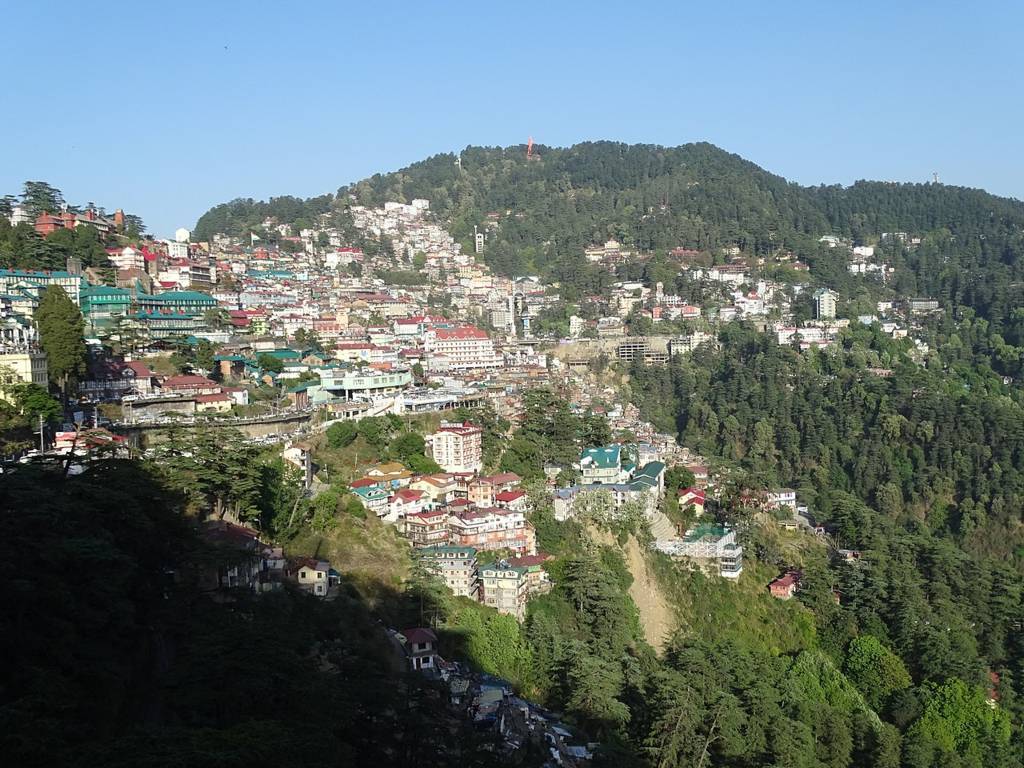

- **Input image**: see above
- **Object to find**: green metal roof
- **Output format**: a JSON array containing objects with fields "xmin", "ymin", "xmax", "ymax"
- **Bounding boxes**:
[
  {"xmin": 145, "ymin": 290, "xmax": 216, "ymax": 302},
  {"xmin": 633, "ymin": 461, "xmax": 666, "ymax": 479},
  {"xmin": 81, "ymin": 285, "xmax": 131, "ymax": 297},
  {"xmin": 581, "ymin": 445, "xmax": 621, "ymax": 469},
  {"xmin": 132, "ymin": 311, "xmax": 198, "ymax": 319},
  {"xmin": 0, "ymin": 269, "xmax": 77, "ymax": 278},
  {"xmin": 683, "ymin": 523, "xmax": 730, "ymax": 542},
  {"xmin": 352, "ymin": 486, "xmax": 387, "ymax": 500}
]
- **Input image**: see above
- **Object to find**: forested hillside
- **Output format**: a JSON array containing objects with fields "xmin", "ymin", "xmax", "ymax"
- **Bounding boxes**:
[{"xmin": 618, "ymin": 319, "xmax": 1024, "ymax": 767}]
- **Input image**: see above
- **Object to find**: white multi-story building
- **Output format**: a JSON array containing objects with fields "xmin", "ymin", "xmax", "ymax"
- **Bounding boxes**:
[
  {"xmin": 425, "ymin": 326, "xmax": 502, "ymax": 371},
  {"xmin": 8, "ymin": 204, "xmax": 33, "ymax": 226},
  {"xmin": 669, "ymin": 331, "xmax": 715, "ymax": 356},
  {"xmin": 448, "ymin": 508, "xmax": 536, "ymax": 555},
  {"xmin": 165, "ymin": 240, "xmax": 189, "ymax": 260},
  {"xmin": 568, "ymin": 315, "xmax": 586, "ymax": 338},
  {"xmin": 651, "ymin": 523, "xmax": 743, "ymax": 579},
  {"xmin": 428, "ymin": 421, "xmax": 484, "ymax": 473},
  {"xmin": 0, "ymin": 347, "xmax": 48, "ymax": 403},
  {"xmin": 108, "ymin": 246, "xmax": 145, "ymax": 271},
  {"xmin": 768, "ymin": 488, "xmax": 797, "ymax": 510},
  {"xmin": 814, "ymin": 288, "xmax": 838, "ymax": 320},
  {"xmin": 0, "ymin": 269, "xmax": 83, "ymax": 305},
  {"xmin": 579, "ymin": 445, "xmax": 626, "ymax": 484}
]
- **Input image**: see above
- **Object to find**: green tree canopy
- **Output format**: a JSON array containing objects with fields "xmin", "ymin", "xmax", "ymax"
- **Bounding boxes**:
[{"xmin": 34, "ymin": 285, "xmax": 86, "ymax": 400}]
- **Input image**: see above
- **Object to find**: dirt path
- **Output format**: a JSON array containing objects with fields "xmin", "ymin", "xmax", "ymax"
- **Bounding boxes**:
[{"xmin": 625, "ymin": 536, "xmax": 674, "ymax": 653}]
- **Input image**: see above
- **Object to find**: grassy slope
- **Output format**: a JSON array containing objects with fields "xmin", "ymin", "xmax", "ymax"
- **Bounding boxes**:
[
  {"xmin": 649, "ymin": 530, "xmax": 822, "ymax": 656},
  {"xmin": 287, "ymin": 511, "xmax": 412, "ymax": 604}
]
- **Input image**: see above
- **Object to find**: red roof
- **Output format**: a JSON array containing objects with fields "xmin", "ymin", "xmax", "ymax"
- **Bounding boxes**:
[
  {"xmin": 434, "ymin": 326, "xmax": 489, "ymax": 341},
  {"xmin": 772, "ymin": 573, "xmax": 799, "ymax": 588},
  {"xmin": 770, "ymin": 571, "xmax": 802, "ymax": 594},
  {"xmin": 482, "ymin": 472, "xmax": 521, "ymax": 486},
  {"xmin": 406, "ymin": 509, "xmax": 448, "ymax": 521},
  {"xmin": 403, "ymin": 627, "xmax": 437, "ymax": 645},
  {"xmin": 195, "ymin": 393, "xmax": 231, "ymax": 403},
  {"xmin": 348, "ymin": 477, "xmax": 379, "ymax": 489},
  {"xmin": 438, "ymin": 421, "xmax": 482, "ymax": 436},
  {"xmin": 495, "ymin": 490, "xmax": 525, "ymax": 502},
  {"xmin": 201, "ymin": 520, "xmax": 259, "ymax": 549},
  {"xmin": 162, "ymin": 375, "xmax": 217, "ymax": 389},
  {"xmin": 124, "ymin": 360, "xmax": 155, "ymax": 377},
  {"xmin": 393, "ymin": 489, "xmax": 423, "ymax": 502}
]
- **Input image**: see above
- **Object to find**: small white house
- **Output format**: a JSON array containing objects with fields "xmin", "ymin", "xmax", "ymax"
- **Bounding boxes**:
[{"xmin": 294, "ymin": 558, "xmax": 331, "ymax": 597}]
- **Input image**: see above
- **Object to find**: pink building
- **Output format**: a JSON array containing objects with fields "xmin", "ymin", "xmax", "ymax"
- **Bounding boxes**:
[
  {"xmin": 448, "ymin": 507, "xmax": 536, "ymax": 555},
  {"xmin": 428, "ymin": 421, "xmax": 483, "ymax": 473}
]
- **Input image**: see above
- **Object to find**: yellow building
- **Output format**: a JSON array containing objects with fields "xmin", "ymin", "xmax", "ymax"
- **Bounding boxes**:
[{"xmin": 0, "ymin": 350, "xmax": 48, "ymax": 403}]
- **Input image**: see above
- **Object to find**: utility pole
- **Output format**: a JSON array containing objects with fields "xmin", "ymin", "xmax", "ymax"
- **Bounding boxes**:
[{"xmin": 38, "ymin": 414, "xmax": 45, "ymax": 454}]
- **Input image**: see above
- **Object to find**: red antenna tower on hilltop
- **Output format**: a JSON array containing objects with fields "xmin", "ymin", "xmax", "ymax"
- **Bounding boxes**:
[{"xmin": 526, "ymin": 136, "xmax": 535, "ymax": 159}]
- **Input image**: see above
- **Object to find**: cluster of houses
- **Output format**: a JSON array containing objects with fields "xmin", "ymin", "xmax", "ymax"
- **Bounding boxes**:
[
  {"xmin": 552, "ymin": 444, "xmax": 667, "ymax": 520},
  {"xmin": 391, "ymin": 626, "xmax": 596, "ymax": 764},
  {"xmin": 340, "ymin": 421, "xmax": 554, "ymax": 620},
  {"xmin": 417, "ymin": 547, "xmax": 552, "ymax": 621},
  {"xmin": 198, "ymin": 519, "xmax": 337, "ymax": 598},
  {"xmin": 83, "ymin": 359, "xmax": 250, "ymax": 420}
]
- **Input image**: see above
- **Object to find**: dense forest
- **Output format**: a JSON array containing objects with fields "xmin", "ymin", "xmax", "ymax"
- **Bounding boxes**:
[
  {"xmin": 194, "ymin": 141, "xmax": 1024, "ymax": 322},
  {"xmin": 192, "ymin": 194, "xmax": 334, "ymax": 243},
  {"xmin": 610, "ymin": 320, "xmax": 1024, "ymax": 767}
]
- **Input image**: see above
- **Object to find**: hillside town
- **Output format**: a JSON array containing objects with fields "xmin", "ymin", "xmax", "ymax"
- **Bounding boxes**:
[
  {"xmin": 1, "ymin": 191, "xmax": 940, "ymax": 599},
  {"xmin": 9, "ymin": 2, "xmax": 1024, "ymax": 764},
  {"xmin": 0, "ymin": 185, "xmax": 988, "ymax": 767}
]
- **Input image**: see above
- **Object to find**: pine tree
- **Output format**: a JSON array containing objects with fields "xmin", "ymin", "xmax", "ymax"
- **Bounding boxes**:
[{"xmin": 34, "ymin": 285, "xmax": 86, "ymax": 404}]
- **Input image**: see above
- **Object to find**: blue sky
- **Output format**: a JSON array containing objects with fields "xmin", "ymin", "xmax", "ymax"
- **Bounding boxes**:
[{"xmin": 2, "ymin": 1, "xmax": 1021, "ymax": 238}]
